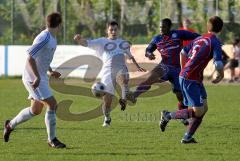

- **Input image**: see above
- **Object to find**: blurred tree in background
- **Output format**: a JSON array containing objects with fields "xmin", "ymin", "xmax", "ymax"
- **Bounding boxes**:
[{"xmin": 0, "ymin": 0, "xmax": 239, "ymax": 45}]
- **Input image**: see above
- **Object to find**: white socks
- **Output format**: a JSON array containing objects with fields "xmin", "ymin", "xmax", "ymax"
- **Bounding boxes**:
[
  {"xmin": 9, "ymin": 106, "xmax": 57, "ymax": 142},
  {"xmin": 45, "ymin": 109, "xmax": 56, "ymax": 141},
  {"xmin": 10, "ymin": 107, "xmax": 35, "ymax": 129},
  {"xmin": 121, "ymin": 84, "xmax": 129, "ymax": 100}
]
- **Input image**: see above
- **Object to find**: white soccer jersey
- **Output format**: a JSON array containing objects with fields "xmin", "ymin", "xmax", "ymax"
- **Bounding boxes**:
[
  {"xmin": 23, "ymin": 29, "xmax": 57, "ymax": 82},
  {"xmin": 87, "ymin": 37, "xmax": 133, "ymax": 95},
  {"xmin": 87, "ymin": 37, "xmax": 133, "ymax": 68}
]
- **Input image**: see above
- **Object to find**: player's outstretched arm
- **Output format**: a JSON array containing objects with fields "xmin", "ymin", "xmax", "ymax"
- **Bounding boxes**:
[
  {"xmin": 73, "ymin": 34, "xmax": 88, "ymax": 46},
  {"xmin": 27, "ymin": 56, "xmax": 41, "ymax": 89},
  {"xmin": 130, "ymin": 57, "xmax": 146, "ymax": 72}
]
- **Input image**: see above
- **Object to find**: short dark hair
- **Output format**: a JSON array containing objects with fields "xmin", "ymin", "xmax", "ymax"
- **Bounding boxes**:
[
  {"xmin": 162, "ymin": 18, "xmax": 172, "ymax": 27},
  {"xmin": 208, "ymin": 16, "xmax": 223, "ymax": 33},
  {"xmin": 46, "ymin": 12, "xmax": 62, "ymax": 28},
  {"xmin": 106, "ymin": 20, "xmax": 119, "ymax": 28}
]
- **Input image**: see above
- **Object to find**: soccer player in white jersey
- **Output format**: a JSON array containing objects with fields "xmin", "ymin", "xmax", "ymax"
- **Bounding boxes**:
[
  {"xmin": 3, "ymin": 12, "xmax": 66, "ymax": 148},
  {"xmin": 74, "ymin": 20, "xmax": 145, "ymax": 127}
]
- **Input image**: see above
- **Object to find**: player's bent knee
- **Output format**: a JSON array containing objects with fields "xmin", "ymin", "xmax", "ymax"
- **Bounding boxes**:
[
  {"xmin": 31, "ymin": 100, "xmax": 44, "ymax": 115},
  {"xmin": 194, "ymin": 111, "xmax": 204, "ymax": 117},
  {"xmin": 32, "ymin": 110, "xmax": 42, "ymax": 115},
  {"xmin": 44, "ymin": 96, "xmax": 58, "ymax": 110},
  {"xmin": 203, "ymin": 99, "xmax": 208, "ymax": 114},
  {"xmin": 193, "ymin": 107, "xmax": 205, "ymax": 117}
]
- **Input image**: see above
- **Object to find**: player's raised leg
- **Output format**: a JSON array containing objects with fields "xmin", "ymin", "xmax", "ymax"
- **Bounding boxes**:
[
  {"xmin": 128, "ymin": 65, "xmax": 165, "ymax": 104},
  {"xmin": 160, "ymin": 16, "xmax": 224, "ymax": 143},
  {"xmin": 174, "ymin": 91, "xmax": 189, "ymax": 126},
  {"xmin": 3, "ymin": 100, "xmax": 43, "ymax": 142}
]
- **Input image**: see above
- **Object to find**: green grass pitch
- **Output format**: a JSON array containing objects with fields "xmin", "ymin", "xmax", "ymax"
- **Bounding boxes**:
[{"xmin": 0, "ymin": 78, "xmax": 240, "ymax": 161}]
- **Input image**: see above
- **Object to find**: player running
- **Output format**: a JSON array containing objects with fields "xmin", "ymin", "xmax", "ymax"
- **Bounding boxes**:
[
  {"xmin": 74, "ymin": 20, "xmax": 145, "ymax": 127},
  {"xmin": 3, "ymin": 12, "xmax": 66, "ymax": 148},
  {"xmin": 128, "ymin": 18, "xmax": 200, "ymax": 125},
  {"xmin": 160, "ymin": 16, "xmax": 224, "ymax": 144}
]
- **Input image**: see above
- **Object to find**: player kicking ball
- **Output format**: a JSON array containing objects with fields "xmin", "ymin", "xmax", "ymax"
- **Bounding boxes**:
[
  {"xmin": 127, "ymin": 18, "xmax": 200, "ymax": 126},
  {"xmin": 160, "ymin": 16, "xmax": 224, "ymax": 144},
  {"xmin": 3, "ymin": 12, "xmax": 66, "ymax": 148},
  {"xmin": 74, "ymin": 20, "xmax": 145, "ymax": 127}
]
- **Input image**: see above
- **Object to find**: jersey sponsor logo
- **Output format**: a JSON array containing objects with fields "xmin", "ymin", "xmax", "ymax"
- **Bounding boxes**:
[
  {"xmin": 104, "ymin": 40, "xmax": 131, "ymax": 51},
  {"xmin": 104, "ymin": 42, "xmax": 117, "ymax": 51},
  {"xmin": 119, "ymin": 41, "xmax": 131, "ymax": 50}
]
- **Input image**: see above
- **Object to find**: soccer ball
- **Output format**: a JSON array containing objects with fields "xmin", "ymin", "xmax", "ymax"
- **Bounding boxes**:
[{"xmin": 91, "ymin": 82, "xmax": 106, "ymax": 97}]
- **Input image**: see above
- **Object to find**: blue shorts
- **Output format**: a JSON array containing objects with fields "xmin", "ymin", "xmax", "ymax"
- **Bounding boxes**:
[
  {"xmin": 161, "ymin": 65, "xmax": 181, "ymax": 93},
  {"xmin": 179, "ymin": 77, "xmax": 207, "ymax": 107}
]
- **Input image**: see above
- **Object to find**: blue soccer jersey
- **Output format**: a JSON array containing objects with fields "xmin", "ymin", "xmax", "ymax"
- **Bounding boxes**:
[
  {"xmin": 146, "ymin": 30, "xmax": 200, "ymax": 68},
  {"xmin": 180, "ymin": 33, "xmax": 223, "ymax": 83}
]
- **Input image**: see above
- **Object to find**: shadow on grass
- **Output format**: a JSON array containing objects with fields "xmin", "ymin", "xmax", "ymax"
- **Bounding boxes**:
[
  {"xmin": 14, "ymin": 151, "xmax": 160, "ymax": 156},
  {"xmin": 14, "ymin": 126, "xmax": 155, "ymax": 131}
]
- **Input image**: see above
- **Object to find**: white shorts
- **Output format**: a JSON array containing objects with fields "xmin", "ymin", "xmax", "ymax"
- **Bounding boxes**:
[
  {"xmin": 101, "ymin": 66, "xmax": 129, "ymax": 95},
  {"xmin": 23, "ymin": 80, "xmax": 53, "ymax": 101}
]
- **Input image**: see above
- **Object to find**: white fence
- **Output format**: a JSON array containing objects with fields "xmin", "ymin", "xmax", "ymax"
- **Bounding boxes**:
[
  {"xmin": 0, "ymin": 45, "xmax": 234, "ymax": 79},
  {"xmin": 0, "ymin": 45, "xmax": 99, "ymax": 77}
]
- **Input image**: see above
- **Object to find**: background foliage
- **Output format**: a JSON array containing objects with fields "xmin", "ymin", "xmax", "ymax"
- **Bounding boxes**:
[{"xmin": 0, "ymin": 0, "xmax": 239, "ymax": 45}]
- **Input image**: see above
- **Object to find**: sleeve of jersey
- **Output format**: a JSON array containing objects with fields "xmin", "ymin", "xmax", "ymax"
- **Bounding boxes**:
[
  {"xmin": 182, "ymin": 41, "xmax": 193, "ymax": 55},
  {"xmin": 179, "ymin": 30, "xmax": 200, "ymax": 40},
  {"xmin": 27, "ymin": 32, "xmax": 50, "ymax": 59},
  {"xmin": 146, "ymin": 37, "xmax": 157, "ymax": 53},
  {"xmin": 213, "ymin": 40, "xmax": 223, "ymax": 70},
  {"xmin": 87, "ymin": 38, "xmax": 101, "ymax": 51}
]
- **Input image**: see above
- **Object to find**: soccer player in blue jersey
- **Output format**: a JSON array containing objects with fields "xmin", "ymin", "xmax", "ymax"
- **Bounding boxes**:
[
  {"xmin": 160, "ymin": 16, "xmax": 224, "ymax": 143},
  {"xmin": 128, "ymin": 18, "xmax": 200, "ymax": 124}
]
